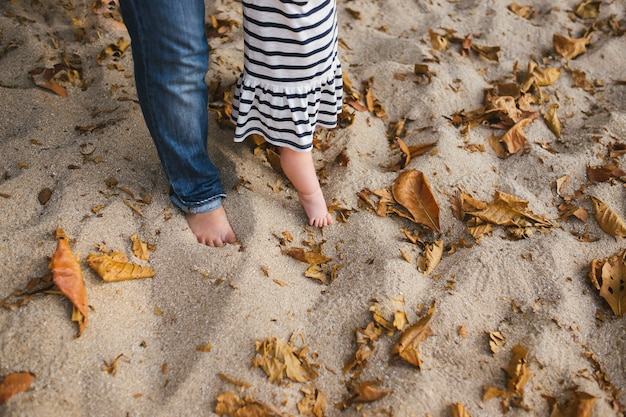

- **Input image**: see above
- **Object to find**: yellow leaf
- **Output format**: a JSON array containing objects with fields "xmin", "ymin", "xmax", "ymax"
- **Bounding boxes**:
[
  {"xmin": 392, "ymin": 170, "xmax": 441, "ymax": 232},
  {"xmin": 575, "ymin": 1, "xmax": 601, "ymax": 19},
  {"xmin": 591, "ymin": 197, "xmax": 626, "ymax": 237},
  {"xmin": 297, "ymin": 383, "xmax": 327, "ymax": 417},
  {"xmin": 87, "ymin": 253, "xmax": 155, "ymax": 282},
  {"xmin": 429, "ymin": 29, "xmax": 449, "ymax": 51},
  {"xmin": 48, "ymin": 228, "xmax": 88, "ymax": 336},
  {"xmin": 337, "ymin": 380, "xmax": 391, "ymax": 409},
  {"xmin": 253, "ymin": 337, "xmax": 318, "ymax": 384},
  {"xmin": 505, "ymin": 344, "xmax": 531, "ymax": 395},
  {"xmin": 596, "ymin": 251, "xmax": 626, "ymax": 316},
  {"xmin": 544, "ymin": 103, "xmax": 562, "ymax": 138},
  {"xmin": 451, "ymin": 402, "xmax": 473, "ymax": 417},
  {"xmin": 195, "ymin": 342, "xmax": 213, "ymax": 352},
  {"xmin": 214, "ymin": 392, "xmax": 278, "ymax": 417},
  {"xmin": 130, "ymin": 233, "xmax": 150, "ymax": 261},
  {"xmin": 391, "ymin": 304, "xmax": 436, "ymax": 368},
  {"xmin": 553, "ymin": 33, "xmax": 589, "ymax": 60}
]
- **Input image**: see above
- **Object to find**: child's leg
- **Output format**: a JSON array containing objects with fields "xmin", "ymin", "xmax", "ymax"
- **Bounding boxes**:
[{"xmin": 279, "ymin": 147, "xmax": 333, "ymax": 227}]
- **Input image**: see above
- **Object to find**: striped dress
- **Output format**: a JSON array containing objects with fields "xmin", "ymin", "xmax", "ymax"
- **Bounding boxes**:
[{"xmin": 231, "ymin": 0, "xmax": 343, "ymax": 152}]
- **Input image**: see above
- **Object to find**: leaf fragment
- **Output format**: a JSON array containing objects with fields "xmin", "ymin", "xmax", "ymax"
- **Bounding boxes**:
[
  {"xmin": 130, "ymin": 233, "xmax": 150, "ymax": 261},
  {"xmin": 336, "ymin": 380, "xmax": 391, "ymax": 410},
  {"xmin": 544, "ymin": 103, "xmax": 562, "ymax": 138},
  {"xmin": 298, "ymin": 383, "xmax": 328, "ymax": 417},
  {"xmin": 215, "ymin": 392, "xmax": 279, "ymax": 417},
  {"xmin": 49, "ymin": 228, "xmax": 88, "ymax": 336},
  {"xmin": 0, "ymin": 372, "xmax": 35, "ymax": 404},
  {"xmin": 451, "ymin": 402, "xmax": 472, "ymax": 417}
]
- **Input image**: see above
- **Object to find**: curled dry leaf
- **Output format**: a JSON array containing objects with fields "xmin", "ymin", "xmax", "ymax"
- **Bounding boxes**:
[
  {"xmin": 215, "ymin": 392, "xmax": 279, "ymax": 417},
  {"xmin": 575, "ymin": 0, "xmax": 601, "ymax": 19},
  {"xmin": 337, "ymin": 380, "xmax": 391, "ymax": 409},
  {"xmin": 253, "ymin": 337, "xmax": 319, "ymax": 384},
  {"xmin": 343, "ymin": 321, "xmax": 381, "ymax": 374},
  {"xmin": 391, "ymin": 303, "xmax": 436, "ymax": 368},
  {"xmin": 544, "ymin": 103, "xmax": 562, "ymax": 138},
  {"xmin": 590, "ymin": 197, "xmax": 626, "ymax": 237},
  {"xmin": 49, "ymin": 228, "xmax": 88, "ymax": 336},
  {"xmin": 508, "ymin": 3, "xmax": 536, "ymax": 19},
  {"xmin": 392, "ymin": 170, "xmax": 441, "ymax": 232},
  {"xmin": 87, "ymin": 252, "xmax": 155, "ymax": 282},
  {"xmin": 500, "ymin": 117, "xmax": 534, "ymax": 155},
  {"xmin": 417, "ymin": 239, "xmax": 444, "ymax": 275},
  {"xmin": 589, "ymin": 249, "xmax": 626, "ymax": 317},
  {"xmin": 429, "ymin": 29, "xmax": 449, "ymax": 51},
  {"xmin": 298, "ymin": 383, "xmax": 328, "ymax": 417},
  {"xmin": 553, "ymin": 33, "xmax": 589, "ymax": 60},
  {"xmin": 547, "ymin": 391, "xmax": 596, "ymax": 417},
  {"xmin": 0, "ymin": 372, "xmax": 35, "ymax": 404}
]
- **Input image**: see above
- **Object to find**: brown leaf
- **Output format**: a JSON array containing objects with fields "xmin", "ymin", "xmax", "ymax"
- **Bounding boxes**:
[
  {"xmin": 591, "ymin": 197, "xmax": 626, "ymax": 237},
  {"xmin": 553, "ymin": 33, "xmax": 589, "ymax": 60},
  {"xmin": 591, "ymin": 250, "xmax": 626, "ymax": 316},
  {"xmin": 0, "ymin": 372, "xmax": 35, "ymax": 404},
  {"xmin": 417, "ymin": 239, "xmax": 444, "ymax": 275},
  {"xmin": 282, "ymin": 247, "xmax": 331, "ymax": 265},
  {"xmin": 391, "ymin": 304, "xmax": 435, "ymax": 368},
  {"xmin": 337, "ymin": 380, "xmax": 391, "ymax": 409},
  {"xmin": 505, "ymin": 344, "xmax": 532, "ymax": 395},
  {"xmin": 470, "ymin": 43, "xmax": 500, "ymax": 62},
  {"xmin": 533, "ymin": 67, "xmax": 561, "ymax": 86},
  {"xmin": 544, "ymin": 103, "xmax": 562, "ymax": 138},
  {"xmin": 548, "ymin": 391, "xmax": 596, "ymax": 417},
  {"xmin": 253, "ymin": 337, "xmax": 318, "ymax": 384},
  {"xmin": 298, "ymin": 383, "xmax": 327, "ymax": 417},
  {"xmin": 48, "ymin": 228, "xmax": 88, "ymax": 336},
  {"xmin": 215, "ymin": 392, "xmax": 279, "ymax": 417},
  {"xmin": 500, "ymin": 117, "xmax": 534, "ymax": 155},
  {"xmin": 392, "ymin": 170, "xmax": 441, "ymax": 232},
  {"xmin": 195, "ymin": 342, "xmax": 213, "ymax": 352},
  {"xmin": 87, "ymin": 252, "xmax": 155, "ymax": 282},
  {"xmin": 508, "ymin": 3, "xmax": 536, "ymax": 19},
  {"xmin": 586, "ymin": 165, "xmax": 626, "ymax": 183}
]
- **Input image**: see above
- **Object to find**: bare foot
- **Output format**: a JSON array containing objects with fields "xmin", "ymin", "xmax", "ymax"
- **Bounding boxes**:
[
  {"xmin": 298, "ymin": 188, "xmax": 334, "ymax": 227},
  {"xmin": 185, "ymin": 206, "xmax": 237, "ymax": 247}
]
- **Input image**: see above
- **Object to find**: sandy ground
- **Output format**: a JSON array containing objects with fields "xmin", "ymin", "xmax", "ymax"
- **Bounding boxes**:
[{"xmin": 0, "ymin": 0, "xmax": 625, "ymax": 416}]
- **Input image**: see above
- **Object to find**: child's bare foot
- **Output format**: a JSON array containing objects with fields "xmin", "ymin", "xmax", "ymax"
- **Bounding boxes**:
[
  {"xmin": 298, "ymin": 188, "xmax": 334, "ymax": 227},
  {"xmin": 185, "ymin": 206, "xmax": 237, "ymax": 247}
]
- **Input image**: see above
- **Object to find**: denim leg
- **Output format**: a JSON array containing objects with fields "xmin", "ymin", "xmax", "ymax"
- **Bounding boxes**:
[{"xmin": 119, "ymin": 0, "xmax": 225, "ymax": 214}]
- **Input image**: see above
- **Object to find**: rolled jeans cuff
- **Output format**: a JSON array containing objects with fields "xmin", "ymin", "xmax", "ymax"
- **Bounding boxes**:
[{"xmin": 170, "ymin": 194, "xmax": 226, "ymax": 214}]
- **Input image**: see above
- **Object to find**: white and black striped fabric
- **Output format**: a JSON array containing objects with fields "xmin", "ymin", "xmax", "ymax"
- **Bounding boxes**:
[{"xmin": 231, "ymin": 0, "xmax": 343, "ymax": 151}]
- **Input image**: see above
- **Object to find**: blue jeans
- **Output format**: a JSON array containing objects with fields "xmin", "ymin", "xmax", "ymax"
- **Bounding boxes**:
[{"xmin": 119, "ymin": 0, "xmax": 225, "ymax": 214}]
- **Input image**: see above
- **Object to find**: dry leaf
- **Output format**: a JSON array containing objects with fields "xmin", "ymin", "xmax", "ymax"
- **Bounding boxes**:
[
  {"xmin": 544, "ymin": 103, "xmax": 562, "ymax": 138},
  {"xmin": 87, "ymin": 252, "xmax": 155, "ymax": 282},
  {"xmin": 471, "ymin": 43, "xmax": 500, "ymax": 62},
  {"xmin": 215, "ymin": 392, "xmax": 279, "ymax": 417},
  {"xmin": 451, "ymin": 402, "xmax": 472, "ymax": 417},
  {"xmin": 392, "ymin": 170, "xmax": 441, "ymax": 232},
  {"xmin": 218, "ymin": 373, "xmax": 253, "ymax": 389},
  {"xmin": 337, "ymin": 380, "xmax": 391, "ymax": 409},
  {"xmin": 253, "ymin": 337, "xmax": 318, "ymax": 384},
  {"xmin": 196, "ymin": 342, "xmax": 213, "ymax": 352},
  {"xmin": 0, "ymin": 372, "xmax": 35, "ymax": 404},
  {"xmin": 391, "ymin": 304, "xmax": 436, "ymax": 368},
  {"xmin": 508, "ymin": 3, "xmax": 536, "ymax": 19},
  {"xmin": 586, "ymin": 165, "xmax": 626, "ymax": 183},
  {"xmin": 483, "ymin": 344, "xmax": 532, "ymax": 412},
  {"xmin": 500, "ymin": 117, "xmax": 533, "ymax": 155},
  {"xmin": 591, "ymin": 197, "xmax": 626, "ymax": 237},
  {"xmin": 130, "ymin": 234, "xmax": 150, "ymax": 261},
  {"xmin": 548, "ymin": 391, "xmax": 596, "ymax": 417},
  {"xmin": 49, "ymin": 228, "xmax": 88, "ymax": 336},
  {"xmin": 575, "ymin": 1, "xmax": 601, "ymax": 19},
  {"xmin": 417, "ymin": 239, "xmax": 444, "ymax": 275},
  {"xmin": 429, "ymin": 29, "xmax": 449, "ymax": 51},
  {"xmin": 553, "ymin": 33, "xmax": 589, "ymax": 60},
  {"xmin": 298, "ymin": 383, "xmax": 327, "ymax": 417},
  {"xmin": 282, "ymin": 247, "xmax": 331, "ymax": 265},
  {"xmin": 589, "ymin": 249, "xmax": 626, "ymax": 316},
  {"xmin": 102, "ymin": 353, "xmax": 124, "ymax": 375}
]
